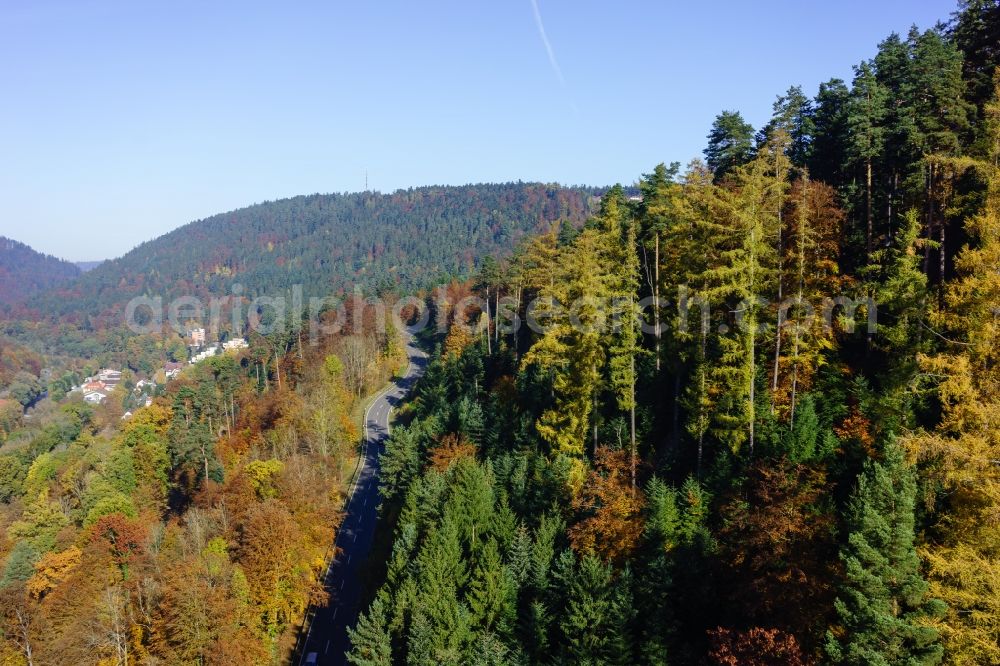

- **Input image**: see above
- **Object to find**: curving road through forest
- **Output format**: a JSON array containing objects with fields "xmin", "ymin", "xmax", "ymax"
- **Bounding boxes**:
[{"xmin": 296, "ymin": 335, "xmax": 427, "ymax": 665}]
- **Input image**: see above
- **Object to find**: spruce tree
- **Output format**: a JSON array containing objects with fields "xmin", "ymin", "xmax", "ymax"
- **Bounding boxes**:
[
  {"xmin": 556, "ymin": 551, "xmax": 634, "ymax": 665},
  {"xmin": 505, "ymin": 523, "xmax": 532, "ymax": 586},
  {"xmin": 410, "ymin": 516, "xmax": 472, "ymax": 663},
  {"xmin": 445, "ymin": 458, "xmax": 495, "ymax": 551},
  {"xmin": 825, "ymin": 444, "xmax": 944, "ymax": 665},
  {"xmin": 466, "ymin": 538, "xmax": 516, "ymax": 637},
  {"xmin": 469, "ymin": 632, "xmax": 524, "ymax": 666},
  {"xmin": 347, "ymin": 598, "xmax": 393, "ymax": 666}
]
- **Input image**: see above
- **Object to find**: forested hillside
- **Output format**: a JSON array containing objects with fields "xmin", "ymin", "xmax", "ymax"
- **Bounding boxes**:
[
  {"xmin": 0, "ymin": 302, "xmax": 405, "ymax": 663},
  {"xmin": 34, "ymin": 184, "xmax": 595, "ymax": 326},
  {"xmin": 1, "ymin": 2, "xmax": 998, "ymax": 665},
  {"xmin": 0, "ymin": 238, "xmax": 80, "ymax": 313},
  {"xmin": 349, "ymin": 4, "xmax": 1000, "ymax": 665}
]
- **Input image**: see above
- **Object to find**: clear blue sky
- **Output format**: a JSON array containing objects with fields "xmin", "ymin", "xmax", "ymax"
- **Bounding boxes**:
[{"xmin": 0, "ymin": 0, "xmax": 957, "ymax": 261}]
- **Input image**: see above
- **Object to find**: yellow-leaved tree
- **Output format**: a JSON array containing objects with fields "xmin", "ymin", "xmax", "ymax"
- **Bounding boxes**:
[{"xmin": 905, "ymin": 70, "xmax": 1000, "ymax": 665}]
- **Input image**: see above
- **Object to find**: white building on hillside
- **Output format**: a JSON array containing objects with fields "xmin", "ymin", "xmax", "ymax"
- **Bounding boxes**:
[
  {"xmin": 84, "ymin": 390, "xmax": 107, "ymax": 404},
  {"xmin": 191, "ymin": 346, "xmax": 219, "ymax": 364},
  {"xmin": 223, "ymin": 338, "xmax": 248, "ymax": 351}
]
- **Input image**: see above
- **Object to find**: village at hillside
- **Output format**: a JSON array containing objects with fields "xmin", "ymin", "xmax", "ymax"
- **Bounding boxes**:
[{"xmin": 71, "ymin": 328, "xmax": 248, "ymax": 420}]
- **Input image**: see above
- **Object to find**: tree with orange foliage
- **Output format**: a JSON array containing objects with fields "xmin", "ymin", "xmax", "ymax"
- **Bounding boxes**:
[
  {"xmin": 90, "ymin": 513, "xmax": 146, "ymax": 581},
  {"xmin": 708, "ymin": 626, "xmax": 806, "ymax": 666},
  {"xmin": 568, "ymin": 448, "xmax": 645, "ymax": 565},
  {"xmin": 717, "ymin": 459, "xmax": 836, "ymax": 652},
  {"xmin": 26, "ymin": 545, "xmax": 81, "ymax": 599},
  {"xmin": 772, "ymin": 176, "xmax": 844, "ymax": 422},
  {"xmin": 236, "ymin": 499, "xmax": 325, "ymax": 642},
  {"xmin": 428, "ymin": 433, "xmax": 476, "ymax": 472},
  {"xmin": 0, "ymin": 583, "xmax": 39, "ymax": 666}
]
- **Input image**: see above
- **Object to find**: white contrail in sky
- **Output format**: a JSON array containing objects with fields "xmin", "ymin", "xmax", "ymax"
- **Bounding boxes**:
[{"xmin": 529, "ymin": 0, "xmax": 566, "ymax": 87}]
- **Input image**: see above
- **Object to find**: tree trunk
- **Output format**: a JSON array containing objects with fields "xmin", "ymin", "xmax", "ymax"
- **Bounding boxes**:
[
  {"xmin": 697, "ymin": 321, "xmax": 707, "ymax": 479},
  {"xmin": 672, "ymin": 374, "xmax": 680, "ymax": 450},
  {"xmin": 630, "ymin": 354, "xmax": 637, "ymax": 489},
  {"xmin": 513, "ymin": 286, "xmax": 522, "ymax": 364},
  {"xmin": 749, "ymin": 323, "xmax": 756, "ymax": 459},
  {"xmin": 592, "ymin": 386, "xmax": 598, "ymax": 458},
  {"xmin": 15, "ymin": 608, "xmax": 34, "ymax": 666},
  {"xmin": 485, "ymin": 285, "xmax": 492, "ymax": 355},
  {"xmin": 772, "ymin": 167, "xmax": 785, "ymax": 411},
  {"xmin": 923, "ymin": 163, "xmax": 933, "ymax": 277},
  {"xmin": 749, "ymin": 216, "xmax": 757, "ymax": 459},
  {"xmin": 790, "ymin": 289, "xmax": 805, "ymax": 428},
  {"xmin": 885, "ymin": 171, "xmax": 899, "ymax": 241},
  {"xmin": 939, "ymin": 216, "xmax": 947, "ymax": 307},
  {"xmin": 202, "ymin": 444, "xmax": 210, "ymax": 483},
  {"xmin": 772, "ymin": 309, "xmax": 783, "ymax": 396},
  {"xmin": 495, "ymin": 289, "xmax": 500, "ymax": 346},
  {"xmin": 274, "ymin": 351, "xmax": 282, "ymax": 390},
  {"xmin": 654, "ymin": 234, "xmax": 660, "ymax": 371},
  {"xmin": 866, "ymin": 158, "xmax": 873, "ymax": 257}
]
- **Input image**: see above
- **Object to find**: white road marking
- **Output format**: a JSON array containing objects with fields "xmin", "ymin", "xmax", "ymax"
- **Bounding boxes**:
[
  {"xmin": 325, "ymin": 640, "xmax": 330, "ymax": 654},
  {"xmin": 295, "ymin": 342, "xmax": 424, "ymax": 666}
]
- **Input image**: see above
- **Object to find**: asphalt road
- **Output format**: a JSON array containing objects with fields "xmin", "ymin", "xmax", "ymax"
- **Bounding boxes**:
[{"xmin": 296, "ymin": 335, "xmax": 427, "ymax": 665}]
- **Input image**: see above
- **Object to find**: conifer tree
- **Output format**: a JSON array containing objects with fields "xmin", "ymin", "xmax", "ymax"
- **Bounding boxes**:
[
  {"xmin": 445, "ymin": 458, "xmax": 495, "ymax": 551},
  {"xmin": 469, "ymin": 632, "xmax": 524, "ymax": 666},
  {"xmin": 777, "ymin": 176, "xmax": 843, "ymax": 423},
  {"xmin": 555, "ymin": 551, "xmax": 634, "ymax": 665},
  {"xmin": 347, "ymin": 598, "xmax": 393, "ymax": 666},
  {"xmin": 675, "ymin": 163, "xmax": 720, "ymax": 474},
  {"xmin": 466, "ymin": 538, "xmax": 516, "ymax": 637},
  {"xmin": 949, "ymin": 0, "xmax": 1000, "ymax": 113},
  {"xmin": 505, "ymin": 523, "xmax": 532, "ymax": 586},
  {"xmin": 825, "ymin": 444, "xmax": 944, "ymax": 665},
  {"xmin": 700, "ymin": 137, "xmax": 786, "ymax": 456},
  {"xmin": 410, "ymin": 516, "xmax": 472, "ymax": 663},
  {"xmin": 865, "ymin": 210, "xmax": 930, "ymax": 427},
  {"xmin": 705, "ymin": 111, "xmax": 756, "ymax": 182},
  {"xmin": 605, "ymin": 209, "xmax": 644, "ymax": 486},
  {"xmin": 523, "ymin": 207, "xmax": 611, "ymax": 458},
  {"xmin": 809, "ymin": 78, "xmax": 851, "ymax": 186},
  {"xmin": 758, "ymin": 85, "xmax": 815, "ymax": 167},
  {"xmin": 847, "ymin": 61, "xmax": 888, "ymax": 257},
  {"xmin": 905, "ymin": 72, "xmax": 1000, "ymax": 663}
]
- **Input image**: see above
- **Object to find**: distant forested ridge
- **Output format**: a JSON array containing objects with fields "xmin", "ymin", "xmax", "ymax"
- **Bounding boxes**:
[
  {"xmin": 0, "ymin": 237, "xmax": 80, "ymax": 311},
  {"xmin": 35, "ymin": 183, "xmax": 596, "ymax": 325}
]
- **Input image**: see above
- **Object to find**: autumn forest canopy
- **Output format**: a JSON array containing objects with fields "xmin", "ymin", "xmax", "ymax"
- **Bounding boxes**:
[{"xmin": 2, "ymin": 1, "xmax": 1000, "ymax": 665}]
